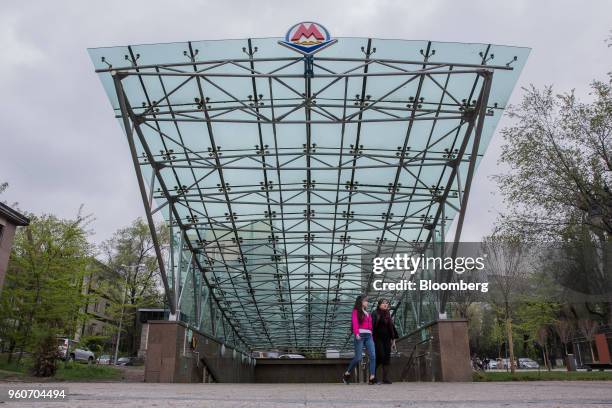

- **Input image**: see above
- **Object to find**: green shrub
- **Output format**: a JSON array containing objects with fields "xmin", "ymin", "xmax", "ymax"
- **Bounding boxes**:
[
  {"xmin": 54, "ymin": 364, "xmax": 121, "ymax": 381},
  {"xmin": 32, "ymin": 332, "xmax": 60, "ymax": 377},
  {"xmin": 79, "ymin": 335, "xmax": 109, "ymax": 355}
]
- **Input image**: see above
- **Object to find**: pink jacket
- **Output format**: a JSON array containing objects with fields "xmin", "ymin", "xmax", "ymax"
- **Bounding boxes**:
[{"xmin": 351, "ymin": 309, "xmax": 373, "ymax": 336}]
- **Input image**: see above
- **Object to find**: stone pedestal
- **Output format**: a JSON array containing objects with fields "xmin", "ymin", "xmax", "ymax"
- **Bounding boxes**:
[
  {"xmin": 393, "ymin": 319, "xmax": 472, "ymax": 382},
  {"xmin": 144, "ymin": 320, "xmax": 255, "ymax": 383},
  {"xmin": 436, "ymin": 319, "xmax": 472, "ymax": 381}
]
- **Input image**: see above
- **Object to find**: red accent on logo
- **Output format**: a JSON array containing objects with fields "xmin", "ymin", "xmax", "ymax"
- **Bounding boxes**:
[{"xmin": 290, "ymin": 23, "xmax": 325, "ymax": 42}]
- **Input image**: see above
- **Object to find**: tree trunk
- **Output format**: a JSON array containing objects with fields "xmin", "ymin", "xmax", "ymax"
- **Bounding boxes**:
[
  {"xmin": 543, "ymin": 343, "xmax": 551, "ymax": 371},
  {"xmin": 506, "ymin": 317, "xmax": 515, "ymax": 374},
  {"xmin": 7, "ymin": 340, "xmax": 16, "ymax": 364}
]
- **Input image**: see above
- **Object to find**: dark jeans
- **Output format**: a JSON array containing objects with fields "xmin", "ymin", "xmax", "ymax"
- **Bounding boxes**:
[
  {"xmin": 375, "ymin": 339, "xmax": 393, "ymax": 382},
  {"xmin": 346, "ymin": 332, "xmax": 376, "ymax": 375},
  {"xmin": 375, "ymin": 338, "xmax": 393, "ymax": 366}
]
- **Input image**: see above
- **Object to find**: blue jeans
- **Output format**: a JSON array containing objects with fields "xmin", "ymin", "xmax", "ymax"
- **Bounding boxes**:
[{"xmin": 346, "ymin": 332, "xmax": 376, "ymax": 376}]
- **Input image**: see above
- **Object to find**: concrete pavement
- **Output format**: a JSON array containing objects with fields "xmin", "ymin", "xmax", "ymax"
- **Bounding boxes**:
[{"xmin": 1, "ymin": 381, "xmax": 612, "ymax": 407}]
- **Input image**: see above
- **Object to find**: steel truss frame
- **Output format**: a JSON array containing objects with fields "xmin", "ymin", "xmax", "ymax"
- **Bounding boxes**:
[{"xmin": 102, "ymin": 39, "xmax": 508, "ymax": 352}]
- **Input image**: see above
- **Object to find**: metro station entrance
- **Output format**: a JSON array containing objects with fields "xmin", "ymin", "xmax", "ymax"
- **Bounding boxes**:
[{"xmin": 90, "ymin": 22, "xmax": 527, "ymax": 382}]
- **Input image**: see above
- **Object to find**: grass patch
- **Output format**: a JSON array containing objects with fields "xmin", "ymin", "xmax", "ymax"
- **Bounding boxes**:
[
  {"xmin": 54, "ymin": 362, "xmax": 122, "ymax": 381},
  {"xmin": 0, "ymin": 357, "xmax": 121, "ymax": 382},
  {"xmin": 0, "ymin": 359, "xmax": 30, "ymax": 374},
  {"xmin": 473, "ymin": 370, "xmax": 612, "ymax": 382},
  {"xmin": 0, "ymin": 369, "xmax": 27, "ymax": 380}
]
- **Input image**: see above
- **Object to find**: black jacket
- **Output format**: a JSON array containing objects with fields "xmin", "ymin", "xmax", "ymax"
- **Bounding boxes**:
[{"xmin": 372, "ymin": 310, "xmax": 399, "ymax": 341}]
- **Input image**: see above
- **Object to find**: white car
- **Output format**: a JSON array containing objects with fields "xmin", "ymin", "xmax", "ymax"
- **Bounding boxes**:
[
  {"xmin": 57, "ymin": 338, "xmax": 95, "ymax": 363},
  {"xmin": 487, "ymin": 359, "xmax": 498, "ymax": 369},
  {"xmin": 97, "ymin": 355, "xmax": 114, "ymax": 365},
  {"xmin": 518, "ymin": 358, "xmax": 540, "ymax": 369},
  {"xmin": 251, "ymin": 351, "xmax": 280, "ymax": 359},
  {"xmin": 279, "ymin": 354, "xmax": 305, "ymax": 359}
]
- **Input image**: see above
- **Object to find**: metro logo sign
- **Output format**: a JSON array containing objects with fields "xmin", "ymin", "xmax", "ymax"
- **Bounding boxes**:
[
  {"xmin": 290, "ymin": 23, "xmax": 325, "ymax": 43},
  {"xmin": 279, "ymin": 22, "xmax": 336, "ymax": 55}
]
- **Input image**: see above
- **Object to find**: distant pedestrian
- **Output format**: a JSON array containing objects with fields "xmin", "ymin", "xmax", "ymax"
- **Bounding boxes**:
[
  {"xmin": 372, "ymin": 298, "xmax": 399, "ymax": 384},
  {"xmin": 342, "ymin": 294, "xmax": 376, "ymax": 384}
]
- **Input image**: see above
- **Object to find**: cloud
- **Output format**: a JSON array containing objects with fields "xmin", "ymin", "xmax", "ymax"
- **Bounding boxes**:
[
  {"xmin": 1, "ymin": 0, "xmax": 610, "ymax": 244},
  {"xmin": 0, "ymin": 12, "xmax": 45, "ymax": 80}
]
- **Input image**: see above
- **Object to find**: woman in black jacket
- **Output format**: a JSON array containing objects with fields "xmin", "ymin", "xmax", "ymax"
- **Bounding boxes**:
[{"xmin": 372, "ymin": 298, "xmax": 399, "ymax": 384}]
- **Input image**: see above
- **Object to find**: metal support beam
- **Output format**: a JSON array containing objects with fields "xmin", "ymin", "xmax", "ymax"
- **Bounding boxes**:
[{"xmin": 112, "ymin": 72, "xmax": 176, "ymax": 315}]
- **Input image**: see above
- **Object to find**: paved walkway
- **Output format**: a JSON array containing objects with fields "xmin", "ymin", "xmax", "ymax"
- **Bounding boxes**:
[{"xmin": 2, "ymin": 381, "xmax": 612, "ymax": 407}]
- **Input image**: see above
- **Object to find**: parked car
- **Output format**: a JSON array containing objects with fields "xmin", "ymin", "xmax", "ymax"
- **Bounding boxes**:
[
  {"xmin": 116, "ymin": 357, "xmax": 135, "ymax": 366},
  {"xmin": 279, "ymin": 354, "xmax": 305, "ymax": 359},
  {"xmin": 499, "ymin": 358, "xmax": 518, "ymax": 369},
  {"xmin": 57, "ymin": 338, "xmax": 95, "ymax": 363},
  {"xmin": 97, "ymin": 355, "xmax": 114, "ymax": 365},
  {"xmin": 487, "ymin": 359, "xmax": 498, "ymax": 369},
  {"xmin": 518, "ymin": 358, "xmax": 540, "ymax": 369},
  {"xmin": 251, "ymin": 351, "xmax": 280, "ymax": 359}
]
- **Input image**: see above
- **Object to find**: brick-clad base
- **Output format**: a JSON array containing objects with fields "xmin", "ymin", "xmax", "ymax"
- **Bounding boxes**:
[
  {"xmin": 392, "ymin": 319, "xmax": 472, "ymax": 382},
  {"xmin": 144, "ymin": 321, "xmax": 255, "ymax": 383},
  {"xmin": 144, "ymin": 319, "xmax": 471, "ymax": 383}
]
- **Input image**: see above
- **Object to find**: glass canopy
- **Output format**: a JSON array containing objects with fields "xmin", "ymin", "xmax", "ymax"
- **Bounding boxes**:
[{"xmin": 90, "ymin": 37, "xmax": 529, "ymax": 352}]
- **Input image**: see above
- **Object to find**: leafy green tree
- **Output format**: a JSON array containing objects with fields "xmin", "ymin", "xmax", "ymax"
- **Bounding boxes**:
[
  {"xmin": 496, "ymin": 79, "xmax": 611, "ymax": 239},
  {"xmin": 100, "ymin": 218, "xmax": 167, "ymax": 355},
  {"xmin": 515, "ymin": 301, "xmax": 559, "ymax": 370},
  {"xmin": 80, "ymin": 335, "xmax": 108, "ymax": 358},
  {"xmin": 0, "ymin": 212, "xmax": 92, "ymax": 375},
  {"xmin": 488, "ymin": 315, "xmax": 506, "ymax": 359},
  {"xmin": 495, "ymin": 74, "xmax": 611, "ymax": 322}
]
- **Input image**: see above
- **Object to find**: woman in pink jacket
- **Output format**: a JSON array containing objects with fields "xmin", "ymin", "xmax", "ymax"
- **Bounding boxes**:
[{"xmin": 342, "ymin": 294, "xmax": 376, "ymax": 384}]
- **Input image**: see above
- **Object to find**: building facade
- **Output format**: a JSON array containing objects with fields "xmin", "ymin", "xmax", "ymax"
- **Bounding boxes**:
[
  {"xmin": 0, "ymin": 202, "xmax": 29, "ymax": 293},
  {"xmin": 77, "ymin": 260, "xmax": 121, "ymax": 341}
]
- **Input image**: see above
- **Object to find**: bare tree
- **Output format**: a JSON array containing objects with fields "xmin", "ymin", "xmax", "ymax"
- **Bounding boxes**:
[
  {"xmin": 554, "ymin": 319, "xmax": 574, "ymax": 356},
  {"xmin": 484, "ymin": 233, "xmax": 531, "ymax": 374},
  {"xmin": 577, "ymin": 319, "xmax": 600, "ymax": 362},
  {"xmin": 536, "ymin": 326, "xmax": 551, "ymax": 371}
]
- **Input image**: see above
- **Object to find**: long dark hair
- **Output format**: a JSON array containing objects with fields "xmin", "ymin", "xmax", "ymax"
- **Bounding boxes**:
[
  {"xmin": 353, "ymin": 294, "xmax": 368, "ymax": 323},
  {"xmin": 376, "ymin": 298, "xmax": 391, "ymax": 325}
]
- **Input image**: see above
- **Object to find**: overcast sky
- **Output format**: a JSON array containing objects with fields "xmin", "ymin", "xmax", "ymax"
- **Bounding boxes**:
[{"xmin": 1, "ymin": 0, "xmax": 610, "ymax": 246}]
